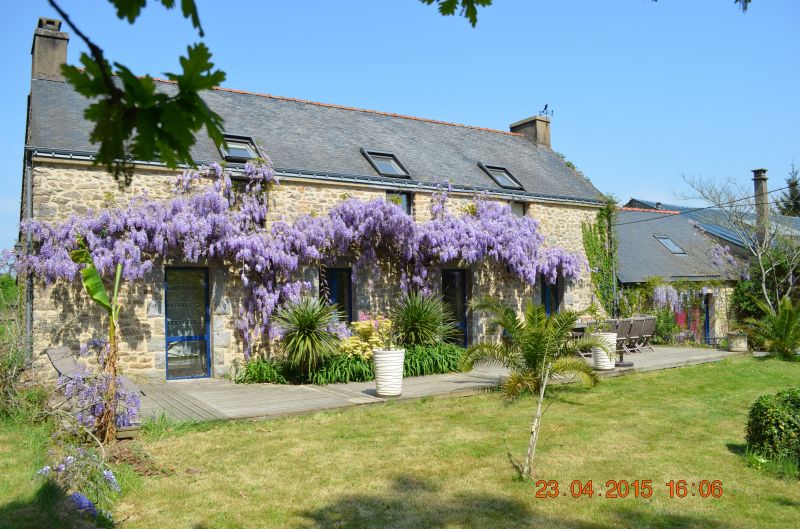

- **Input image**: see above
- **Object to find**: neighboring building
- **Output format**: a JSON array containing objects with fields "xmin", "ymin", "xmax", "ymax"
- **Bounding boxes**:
[
  {"xmin": 21, "ymin": 18, "xmax": 605, "ymax": 381},
  {"xmin": 616, "ymin": 205, "xmax": 737, "ymax": 340}
]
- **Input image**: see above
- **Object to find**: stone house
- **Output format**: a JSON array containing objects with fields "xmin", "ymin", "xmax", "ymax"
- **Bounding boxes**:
[
  {"xmin": 615, "ymin": 206, "xmax": 737, "ymax": 341},
  {"xmin": 21, "ymin": 18, "xmax": 606, "ymax": 381}
]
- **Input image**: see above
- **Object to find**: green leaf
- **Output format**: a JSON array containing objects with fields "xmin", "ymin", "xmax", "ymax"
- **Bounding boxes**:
[{"xmin": 69, "ymin": 238, "xmax": 112, "ymax": 315}]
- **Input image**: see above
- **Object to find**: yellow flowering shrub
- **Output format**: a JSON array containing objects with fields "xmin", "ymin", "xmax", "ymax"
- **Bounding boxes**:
[{"xmin": 339, "ymin": 317, "xmax": 393, "ymax": 360}]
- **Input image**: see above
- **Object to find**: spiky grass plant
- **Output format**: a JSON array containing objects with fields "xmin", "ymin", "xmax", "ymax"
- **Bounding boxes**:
[
  {"xmin": 275, "ymin": 297, "xmax": 342, "ymax": 378},
  {"xmin": 747, "ymin": 297, "xmax": 800, "ymax": 360},
  {"xmin": 390, "ymin": 291, "xmax": 458, "ymax": 347},
  {"xmin": 461, "ymin": 294, "xmax": 609, "ymax": 479}
]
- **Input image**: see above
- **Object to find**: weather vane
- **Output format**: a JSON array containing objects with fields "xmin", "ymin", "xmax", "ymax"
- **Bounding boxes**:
[{"xmin": 539, "ymin": 104, "xmax": 554, "ymax": 118}]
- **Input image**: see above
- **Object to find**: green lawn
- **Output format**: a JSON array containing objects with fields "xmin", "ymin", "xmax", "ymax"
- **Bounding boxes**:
[{"xmin": 3, "ymin": 356, "xmax": 800, "ymax": 528}]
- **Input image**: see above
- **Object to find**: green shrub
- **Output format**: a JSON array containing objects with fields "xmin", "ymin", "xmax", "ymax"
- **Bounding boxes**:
[
  {"xmin": 653, "ymin": 309, "xmax": 679, "ymax": 344},
  {"xmin": 235, "ymin": 358, "xmax": 288, "ymax": 384},
  {"xmin": 308, "ymin": 354, "xmax": 374, "ymax": 385},
  {"xmin": 275, "ymin": 297, "xmax": 342, "ymax": 377},
  {"xmin": 746, "ymin": 388, "xmax": 800, "ymax": 460},
  {"xmin": 391, "ymin": 292, "xmax": 457, "ymax": 347},
  {"xmin": 404, "ymin": 343, "xmax": 464, "ymax": 377}
]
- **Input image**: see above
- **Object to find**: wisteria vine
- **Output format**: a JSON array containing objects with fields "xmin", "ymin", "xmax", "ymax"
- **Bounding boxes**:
[{"xmin": 19, "ymin": 161, "xmax": 585, "ymax": 358}]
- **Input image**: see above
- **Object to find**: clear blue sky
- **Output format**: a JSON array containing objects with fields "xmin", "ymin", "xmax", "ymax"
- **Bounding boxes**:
[{"xmin": 2, "ymin": 0, "xmax": 798, "ymax": 250}]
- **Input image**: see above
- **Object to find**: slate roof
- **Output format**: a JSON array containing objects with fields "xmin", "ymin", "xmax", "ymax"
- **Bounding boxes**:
[
  {"xmin": 615, "ymin": 208, "xmax": 727, "ymax": 284},
  {"xmin": 625, "ymin": 198, "xmax": 800, "ymax": 248},
  {"xmin": 27, "ymin": 78, "xmax": 605, "ymax": 203}
]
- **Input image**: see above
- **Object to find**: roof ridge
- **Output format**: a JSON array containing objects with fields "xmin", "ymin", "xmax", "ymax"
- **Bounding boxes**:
[
  {"xmin": 149, "ymin": 77, "xmax": 525, "ymax": 138},
  {"xmin": 620, "ymin": 206, "xmax": 681, "ymax": 214}
]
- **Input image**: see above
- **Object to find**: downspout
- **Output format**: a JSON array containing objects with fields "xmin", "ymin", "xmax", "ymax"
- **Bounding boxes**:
[{"xmin": 24, "ymin": 149, "xmax": 33, "ymax": 357}]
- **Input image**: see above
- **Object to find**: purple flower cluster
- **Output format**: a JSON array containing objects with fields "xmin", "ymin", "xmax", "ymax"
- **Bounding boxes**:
[
  {"xmin": 58, "ymin": 341, "xmax": 141, "ymax": 429},
  {"xmin": 69, "ymin": 492, "xmax": 97, "ymax": 517},
  {"xmin": 19, "ymin": 161, "xmax": 583, "ymax": 358},
  {"xmin": 653, "ymin": 285, "xmax": 682, "ymax": 312}
]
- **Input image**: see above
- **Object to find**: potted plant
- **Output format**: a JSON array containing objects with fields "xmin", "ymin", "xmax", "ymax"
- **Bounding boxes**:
[
  {"xmin": 585, "ymin": 305, "xmax": 617, "ymax": 370},
  {"xmin": 370, "ymin": 315, "xmax": 405, "ymax": 397},
  {"xmin": 726, "ymin": 321, "xmax": 748, "ymax": 353}
]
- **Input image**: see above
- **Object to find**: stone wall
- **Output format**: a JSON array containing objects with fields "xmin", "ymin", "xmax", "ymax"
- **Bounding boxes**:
[{"xmin": 27, "ymin": 160, "xmax": 600, "ymax": 381}]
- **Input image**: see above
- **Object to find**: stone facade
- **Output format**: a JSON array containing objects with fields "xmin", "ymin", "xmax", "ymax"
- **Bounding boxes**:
[{"xmin": 27, "ymin": 160, "xmax": 601, "ymax": 381}]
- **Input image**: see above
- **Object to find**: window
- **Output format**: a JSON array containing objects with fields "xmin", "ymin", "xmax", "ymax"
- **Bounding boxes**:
[
  {"xmin": 539, "ymin": 273, "xmax": 562, "ymax": 316},
  {"xmin": 479, "ymin": 162, "xmax": 523, "ymax": 190},
  {"xmin": 387, "ymin": 192, "xmax": 413, "ymax": 215},
  {"xmin": 220, "ymin": 135, "xmax": 259, "ymax": 162},
  {"xmin": 320, "ymin": 267, "xmax": 353, "ymax": 321},
  {"xmin": 654, "ymin": 236, "xmax": 686, "ymax": 254},
  {"xmin": 510, "ymin": 201, "xmax": 526, "ymax": 217},
  {"xmin": 361, "ymin": 149, "xmax": 409, "ymax": 177}
]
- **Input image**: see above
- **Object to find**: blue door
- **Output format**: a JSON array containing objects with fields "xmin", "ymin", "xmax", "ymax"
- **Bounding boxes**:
[
  {"xmin": 541, "ymin": 274, "xmax": 561, "ymax": 316},
  {"xmin": 703, "ymin": 294, "xmax": 711, "ymax": 343},
  {"xmin": 165, "ymin": 268, "xmax": 210, "ymax": 379},
  {"xmin": 321, "ymin": 267, "xmax": 353, "ymax": 321},
  {"xmin": 442, "ymin": 269, "xmax": 468, "ymax": 347}
]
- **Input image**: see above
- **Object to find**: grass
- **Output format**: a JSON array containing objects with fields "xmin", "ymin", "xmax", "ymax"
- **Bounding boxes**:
[{"xmin": 3, "ymin": 356, "xmax": 800, "ymax": 528}]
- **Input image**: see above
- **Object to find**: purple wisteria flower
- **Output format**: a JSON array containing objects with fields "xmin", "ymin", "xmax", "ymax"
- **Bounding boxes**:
[
  {"xmin": 69, "ymin": 492, "xmax": 97, "ymax": 517},
  {"xmin": 103, "ymin": 469, "xmax": 121, "ymax": 493},
  {"xmin": 653, "ymin": 285, "xmax": 682, "ymax": 312},
  {"xmin": 17, "ymin": 160, "xmax": 584, "ymax": 359}
]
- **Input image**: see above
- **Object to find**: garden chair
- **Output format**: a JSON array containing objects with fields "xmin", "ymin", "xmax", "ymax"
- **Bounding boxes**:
[
  {"xmin": 46, "ymin": 347, "xmax": 142, "ymax": 396},
  {"xmin": 615, "ymin": 318, "xmax": 633, "ymax": 354},
  {"xmin": 639, "ymin": 316, "xmax": 656, "ymax": 352},
  {"xmin": 625, "ymin": 317, "xmax": 646, "ymax": 354}
]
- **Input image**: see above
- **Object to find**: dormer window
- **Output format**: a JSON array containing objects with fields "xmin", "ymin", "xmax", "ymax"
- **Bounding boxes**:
[
  {"xmin": 479, "ymin": 162, "xmax": 523, "ymax": 190},
  {"xmin": 654, "ymin": 236, "xmax": 685, "ymax": 255},
  {"xmin": 362, "ymin": 149, "xmax": 408, "ymax": 177},
  {"xmin": 220, "ymin": 135, "xmax": 259, "ymax": 162}
]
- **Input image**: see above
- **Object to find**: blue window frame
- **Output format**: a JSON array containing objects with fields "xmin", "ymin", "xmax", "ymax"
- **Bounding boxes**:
[
  {"xmin": 540, "ymin": 273, "xmax": 562, "ymax": 316},
  {"xmin": 321, "ymin": 267, "xmax": 353, "ymax": 322},
  {"xmin": 442, "ymin": 269, "xmax": 469, "ymax": 347},
  {"xmin": 164, "ymin": 268, "xmax": 211, "ymax": 379}
]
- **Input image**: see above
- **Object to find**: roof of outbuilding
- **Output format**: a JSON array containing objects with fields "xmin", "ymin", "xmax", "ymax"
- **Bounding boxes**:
[
  {"xmin": 624, "ymin": 198, "xmax": 800, "ymax": 248},
  {"xmin": 27, "ymin": 78, "xmax": 605, "ymax": 203},
  {"xmin": 615, "ymin": 208, "xmax": 728, "ymax": 284}
]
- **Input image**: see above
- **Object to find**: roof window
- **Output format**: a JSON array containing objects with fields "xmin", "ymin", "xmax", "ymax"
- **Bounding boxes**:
[
  {"xmin": 362, "ymin": 149, "xmax": 409, "ymax": 177},
  {"xmin": 220, "ymin": 135, "xmax": 259, "ymax": 162},
  {"xmin": 479, "ymin": 162, "xmax": 523, "ymax": 189},
  {"xmin": 654, "ymin": 236, "xmax": 686, "ymax": 254}
]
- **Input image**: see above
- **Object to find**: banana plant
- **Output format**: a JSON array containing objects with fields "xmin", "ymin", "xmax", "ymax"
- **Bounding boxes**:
[{"xmin": 69, "ymin": 237, "xmax": 123, "ymax": 443}]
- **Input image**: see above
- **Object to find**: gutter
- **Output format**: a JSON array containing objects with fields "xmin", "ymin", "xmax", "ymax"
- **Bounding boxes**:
[
  {"xmin": 23, "ymin": 150, "xmax": 33, "ymax": 357},
  {"xmin": 27, "ymin": 147, "xmax": 606, "ymax": 208}
]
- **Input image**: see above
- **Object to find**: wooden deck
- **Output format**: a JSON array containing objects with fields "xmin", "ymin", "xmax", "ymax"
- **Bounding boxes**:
[{"xmin": 138, "ymin": 346, "xmax": 746, "ymax": 423}]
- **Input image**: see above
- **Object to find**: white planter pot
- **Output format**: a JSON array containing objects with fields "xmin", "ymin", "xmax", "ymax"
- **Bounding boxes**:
[
  {"xmin": 727, "ymin": 332, "xmax": 748, "ymax": 352},
  {"xmin": 590, "ymin": 332, "xmax": 616, "ymax": 370},
  {"xmin": 373, "ymin": 348, "xmax": 405, "ymax": 397}
]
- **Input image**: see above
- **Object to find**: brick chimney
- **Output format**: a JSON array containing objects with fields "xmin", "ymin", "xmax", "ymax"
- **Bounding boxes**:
[
  {"xmin": 752, "ymin": 168, "xmax": 769, "ymax": 244},
  {"xmin": 31, "ymin": 17, "xmax": 69, "ymax": 81},
  {"xmin": 510, "ymin": 116, "xmax": 551, "ymax": 148}
]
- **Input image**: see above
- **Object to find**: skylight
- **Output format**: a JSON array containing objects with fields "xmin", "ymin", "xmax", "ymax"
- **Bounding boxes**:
[
  {"xmin": 220, "ymin": 135, "xmax": 259, "ymax": 162},
  {"xmin": 654, "ymin": 236, "xmax": 686, "ymax": 254},
  {"xmin": 362, "ymin": 149, "xmax": 409, "ymax": 177},
  {"xmin": 479, "ymin": 162, "xmax": 523, "ymax": 190}
]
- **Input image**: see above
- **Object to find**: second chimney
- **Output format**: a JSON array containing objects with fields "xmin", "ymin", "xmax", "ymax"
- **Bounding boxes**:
[
  {"xmin": 31, "ymin": 17, "xmax": 69, "ymax": 81},
  {"xmin": 752, "ymin": 168, "xmax": 769, "ymax": 244},
  {"xmin": 510, "ymin": 116, "xmax": 551, "ymax": 148}
]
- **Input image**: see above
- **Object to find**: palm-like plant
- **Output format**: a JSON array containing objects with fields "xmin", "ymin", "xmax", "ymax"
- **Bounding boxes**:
[
  {"xmin": 390, "ymin": 291, "xmax": 458, "ymax": 347},
  {"xmin": 747, "ymin": 296, "xmax": 800, "ymax": 360},
  {"xmin": 275, "ymin": 297, "xmax": 342, "ymax": 378},
  {"xmin": 461, "ymin": 294, "xmax": 609, "ymax": 479}
]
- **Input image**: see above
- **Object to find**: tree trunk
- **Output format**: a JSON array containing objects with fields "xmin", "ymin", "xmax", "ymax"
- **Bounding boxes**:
[
  {"xmin": 523, "ymin": 364, "xmax": 551, "ymax": 479},
  {"xmin": 97, "ymin": 316, "xmax": 118, "ymax": 444}
]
